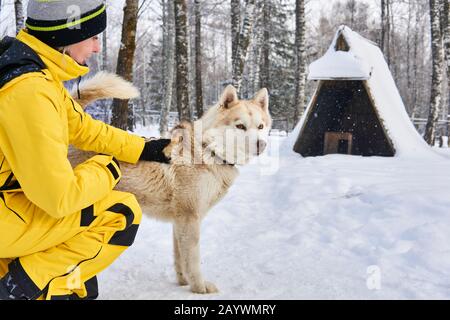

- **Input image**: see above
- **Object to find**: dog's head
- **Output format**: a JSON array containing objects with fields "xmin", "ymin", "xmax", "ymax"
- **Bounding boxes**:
[{"xmin": 200, "ymin": 85, "xmax": 272, "ymax": 165}]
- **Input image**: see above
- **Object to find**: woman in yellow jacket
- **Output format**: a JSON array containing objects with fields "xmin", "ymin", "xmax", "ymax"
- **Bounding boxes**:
[{"xmin": 0, "ymin": 1, "xmax": 170, "ymax": 300}]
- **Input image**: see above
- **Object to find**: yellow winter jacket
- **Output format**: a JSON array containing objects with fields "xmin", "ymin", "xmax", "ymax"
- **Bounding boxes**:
[{"xmin": 0, "ymin": 30, "xmax": 145, "ymax": 219}]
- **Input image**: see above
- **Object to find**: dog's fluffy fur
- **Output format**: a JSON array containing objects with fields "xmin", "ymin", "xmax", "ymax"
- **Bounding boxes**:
[
  {"xmin": 69, "ymin": 71, "xmax": 140, "ymax": 107},
  {"xmin": 68, "ymin": 73, "xmax": 272, "ymax": 294}
]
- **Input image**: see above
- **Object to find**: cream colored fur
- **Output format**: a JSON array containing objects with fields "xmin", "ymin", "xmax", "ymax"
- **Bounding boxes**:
[
  {"xmin": 69, "ymin": 71, "xmax": 140, "ymax": 108},
  {"xmin": 68, "ymin": 73, "xmax": 271, "ymax": 294}
]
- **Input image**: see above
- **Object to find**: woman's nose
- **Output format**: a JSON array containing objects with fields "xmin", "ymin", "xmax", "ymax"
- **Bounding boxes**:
[{"xmin": 93, "ymin": 38, "xmax": 101, "ymax": 53}]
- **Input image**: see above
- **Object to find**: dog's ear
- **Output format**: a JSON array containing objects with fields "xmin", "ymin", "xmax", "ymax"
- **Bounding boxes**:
[
  {"xmin": 219, "ymin": 85, "xmax": 238, "ymax": 109},
  {"xmin": 252, "ymin": 88, "xmax": 269, "ymax": 113}
]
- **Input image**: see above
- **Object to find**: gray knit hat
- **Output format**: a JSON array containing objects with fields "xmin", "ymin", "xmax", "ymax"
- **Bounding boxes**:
[{"xmin": 25, "ymin": 0, "xmax": 106, "ymax": 48}]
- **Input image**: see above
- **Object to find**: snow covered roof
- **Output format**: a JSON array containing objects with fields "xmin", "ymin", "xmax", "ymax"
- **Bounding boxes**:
[
  {"xmin": 295, "ymin": 25, "xmax": 434, "ymax": 158},
  {"xmin": 308, "ymin": 50, "xmax": 372, "ymax": 80}
]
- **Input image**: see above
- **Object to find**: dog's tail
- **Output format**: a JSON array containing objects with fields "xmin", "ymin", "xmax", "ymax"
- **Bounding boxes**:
[{"xmin": 70, "ymin": 71, "xmax": 140, "ymax": 109}]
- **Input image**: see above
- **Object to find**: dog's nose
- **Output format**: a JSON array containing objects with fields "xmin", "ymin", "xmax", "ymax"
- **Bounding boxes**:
[{"xmin": 256, "ymin": 140, "xmax": 267, "ymax": 155}]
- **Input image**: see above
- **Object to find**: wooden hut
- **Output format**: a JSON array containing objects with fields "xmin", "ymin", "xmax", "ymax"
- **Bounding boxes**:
[{"xmin": 293, "ymin": 26, "xmax": 429, "ymax": 157}]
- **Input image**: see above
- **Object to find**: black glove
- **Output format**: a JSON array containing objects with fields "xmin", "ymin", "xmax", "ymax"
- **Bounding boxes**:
[{"xmin": 139, "ymin": 139, "xmax": 172, "ymax": 163}]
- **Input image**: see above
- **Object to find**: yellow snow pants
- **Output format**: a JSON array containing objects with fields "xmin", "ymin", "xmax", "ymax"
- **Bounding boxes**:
[{"xmin": 0, "ymin": 190, "xmax": 142, "ymax": 300}]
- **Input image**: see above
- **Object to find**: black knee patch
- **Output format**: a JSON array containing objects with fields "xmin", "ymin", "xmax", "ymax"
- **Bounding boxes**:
[
  {"xmin": 80, "ymin": 204, "xmax": 95, "ymax": 227},
  {"xmin": 107, "ymin": 203, "xmax": 139, "ymax": 247},
  {"xmin": 108, "ymin": 224, "xmax": 139, "ymax": 247}
]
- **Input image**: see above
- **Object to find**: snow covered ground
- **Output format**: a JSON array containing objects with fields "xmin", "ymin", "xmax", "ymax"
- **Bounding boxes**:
[{"xmin": 99, "ymin": 129, "xmax": 450, "ymax": 300}]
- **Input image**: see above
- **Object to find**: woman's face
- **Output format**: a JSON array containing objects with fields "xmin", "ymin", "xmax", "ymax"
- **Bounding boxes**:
[{"xmin": 66, "ymin": 35, "xmax": 101, "ymax": 65}]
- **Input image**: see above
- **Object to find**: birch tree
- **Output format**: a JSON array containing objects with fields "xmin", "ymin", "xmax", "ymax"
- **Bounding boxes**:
[
  {"xmin": 231, "ymin": 0, "xmax": 241, "ymax": 71},
  {"xmin": 259, "ymin": 0, "xmax": 269, "ymax": 90},
  {"xmin": 14, "ymin": 0, "xmax": 24, "ymax": 34},
  {"xmin": 424, "ymin": 0, "xmax": 444, "ymax": 145},
  {"xmin": 293, "ymin": 0, "xmax": 307, "ymax": 125},
  {"xmin": 381, "ymin": 0, "xmax": 391, "ymax": 66},
  {"xmin": 160, "ymin": 0, "xmax": 175, "ymax": 137},
  {"xmin": 194, "ymin": 0, "xmax": 204, "ymax": 118},
  {"xmin": 442, "ymin": 0, "xmax": 450, "ymax": 83},
  {"xmin": 247, "ymin": 18, "xmax": 262, "ymax": 96},
  {"xmin": 442, "ymin": 0, "xmax": 450, "ymax": 82},
  {"xmin": 346, "ymin": 0, "xmax": 357, "ymax": 29},
  {"xmin": 405, "ymin": 0, "xmax": 413, "ymax": 114},
  {"xmin": 102, "ymin": 30, "xmax": 108, "ymax": 71},
  {"xmin": 99, "ymin": 30, "xmax": 109, "ymax": 122},
  {"xmin": 411, "ymin": 1, "xmax": 426, "ymax": 119},
  {"xmin": 441, "ymin": 0, "xmax": 450, "ymax": 138},
  {"xmin": 232, "ymin": 0, "xmax": 256, "ymax": 94},
  {"xmin": 381, "ymin": 0, "xmax": 386, "ymax": 51},
  {"xmin": 174, "ymin": 0, "xmax": 191, "ymax": 121},
  {"xmin": 111, "ymin": 0, "xmax": 139, "ymax": 130}
]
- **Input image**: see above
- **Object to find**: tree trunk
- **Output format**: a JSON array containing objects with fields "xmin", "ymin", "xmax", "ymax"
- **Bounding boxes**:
[
  {"xmin": 160, "ymin": 0, "xmax": 175, "ymax": 137},
  {"xmin": 441, "ymin": 0, "xmax": 450, "ymax": 137},
  {"xmin": 411, "ymin": 2, "xmax": 420, "ymax": 119},
  {"xmin": 406, "ymin": 0, "xmax": 412, "ymax": 115},
  {"xmin": 174, "ymin": 0, "xmax": 191, "ymax": 122},
  {"xmin": 194, "ymin": 0, "xmax": 204, "ymax": 118},
  {"xmin": 293, "ymin": 0, "xmax": 307, "ymax": 126},
  {"xmin": 386, "ymin": 0, "xmax": 391, "ymax": 67},
  {"xmin": 381, "ymin": 0, "xmax": 392, "ymax": 66},
  {"xmin": 111, "ymin": 0, "xmax": 139, "ymax": 130},
  {"xmin": 442, "ymin": 0, "xmax": 450, "ymax": 83},
  {"xmin": 346, "ymin": 0, "xmax": 356, "ymax": 29},
  {"xmin": 231, "ymin": 0, "xmax": 241, "ymax": 71},
  {"xmin": 260, "ymin": 0, "xmax": 270, "ymax": 90},
  {"xmin": 14, "ymin": 0, "xmax": 24, "ymax": 34},
  {"xmin": 102, "ymin": 29, "xmax": 108, "ymax": 71},
  {"xmin": 381, "ymin": 0, "xmax": 386, "ymax": 51},
  {"xmin": 232, "ymin": 0, "xmax": 256, "ymax": 94},
  {"xmin": 389, "ymin": 0, "xmax": 397, "ymax": 76},
  {"xmin": 100, "ymin": 28, "xmax": 109, "ymax": 123},
  {"xmin": 252, "ymin": 29, "xmax": 262, "ymax": 94},
  {"xmin": 425, "ymin": 0, "xmax": 444, "ymax": 145},
  {"xmin": 250, "ymin": 5, "xmax": 264, "ymax": 96}
]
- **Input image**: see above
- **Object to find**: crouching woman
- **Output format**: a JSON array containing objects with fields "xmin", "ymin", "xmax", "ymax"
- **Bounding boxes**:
[{"xmin": 0, "ymin": 0, "xmax": 169, "ymax": 300}]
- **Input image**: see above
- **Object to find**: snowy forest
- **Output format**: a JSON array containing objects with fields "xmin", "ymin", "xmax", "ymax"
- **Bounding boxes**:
[{"xmin": 0, "ymin": 0, "xmax": 449, "ymax": 145}]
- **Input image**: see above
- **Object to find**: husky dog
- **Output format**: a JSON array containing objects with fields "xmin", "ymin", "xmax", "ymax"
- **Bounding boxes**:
[{"xmin": 69, "ymin": 72, "xmax": 272, "ymax": 294}]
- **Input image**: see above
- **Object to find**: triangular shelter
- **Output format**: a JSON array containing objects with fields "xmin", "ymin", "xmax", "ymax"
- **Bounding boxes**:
[{"xmin": 293, "ymin": 26, "xmax": 430, "ymax": 157}]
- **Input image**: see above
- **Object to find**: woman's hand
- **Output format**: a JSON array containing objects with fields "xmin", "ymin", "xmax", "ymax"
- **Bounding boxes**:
[{"xmin": 139, "ymin": 138, "xmax": 172, "ymax": 163}]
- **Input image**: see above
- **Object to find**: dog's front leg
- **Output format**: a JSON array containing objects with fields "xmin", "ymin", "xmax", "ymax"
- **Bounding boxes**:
[
  {"xmin": 174, "ymin": 218, "xmax": 218, "ymax": 294},
  {"xmin": 173, "ymin": 225, "xmax": 188, "ymax": 286}
]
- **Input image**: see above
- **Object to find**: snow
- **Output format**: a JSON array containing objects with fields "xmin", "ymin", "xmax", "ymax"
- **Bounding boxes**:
[
  {"xmin": 309, "ymin": 51, "xmax": 372, "ymax": 80},
  {"xmin": 304, "ymin": 26, "xmax": 433, "ymax": 158},
  {"xmin": 98, "ymin": 129, "xmax": 450, "ymax": 300}
]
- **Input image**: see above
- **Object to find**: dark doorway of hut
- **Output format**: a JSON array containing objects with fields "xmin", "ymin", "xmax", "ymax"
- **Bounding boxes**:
[{"xmin": 294, "ymin": 80, "xmax": 395, "ymax": 157}]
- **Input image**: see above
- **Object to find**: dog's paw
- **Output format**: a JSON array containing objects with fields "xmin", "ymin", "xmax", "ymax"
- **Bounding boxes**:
[
  {"xmin": 177, "ymin": 274, "xmax": 189, "ymax": 286},
  {"xmin": 205, "ymin": 281, "xmax": 219, "ymax": 293},
  {"xmin": 190, "ymin": 281, "xmax": 219, "ymax": 294}
]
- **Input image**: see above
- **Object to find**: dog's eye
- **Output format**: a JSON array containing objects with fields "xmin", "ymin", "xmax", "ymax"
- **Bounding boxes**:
[
  {"xmin": 236, "ymin": 124, "xmax": 247, "ymax": 131},
  {"xmin": 258, "ymin": 124, "xmax": 264, "ymax": 130}
]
